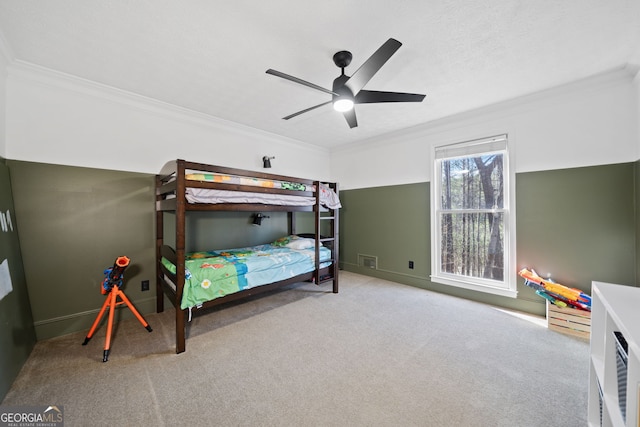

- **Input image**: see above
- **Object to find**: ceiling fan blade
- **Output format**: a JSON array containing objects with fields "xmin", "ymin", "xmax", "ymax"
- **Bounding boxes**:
[
  {"xmin": 343, "ymin": 108, "xmax": 358, "ymax": 128},
  {"xmin": 266, "ymin": 69, "xmax": 338, "ymax": 96},
  {"xmin": 344, "ymin": 38, "xmax": 402, "ymax": 94},
  {"xmin": 355, "ymin": 90, "xmax": 426, "ymax": 104},
  {"xmin": 283, "ymin": 101, "xmax": 333, "ymax": 120}
]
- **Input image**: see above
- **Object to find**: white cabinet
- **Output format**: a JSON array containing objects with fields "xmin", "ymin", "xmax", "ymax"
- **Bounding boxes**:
[{"xmin": 589, "ymin": 281, "xmax": 640, "ymax": 427}]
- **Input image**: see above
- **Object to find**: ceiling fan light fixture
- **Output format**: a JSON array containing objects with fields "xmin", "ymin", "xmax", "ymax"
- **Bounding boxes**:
[
  {"xmin": 333, "ymin": 97, "xmax": 354, "ymax": 112},
  {"xmin": 266, "ymin": 38, "xmax": 425, "ymax": 128}
]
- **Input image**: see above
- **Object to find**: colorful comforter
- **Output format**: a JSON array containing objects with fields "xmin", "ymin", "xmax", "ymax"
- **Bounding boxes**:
[
  {"xmin": 185, "ymin": 173, "xmax": 342, "ymax": 209},
  {"xmin": 186, "ymin": 173, "xmax": 312, "ymax": 191},
  {"xmin": 162, "ymin": 241, "xmax": 332, "ymax": 310}
]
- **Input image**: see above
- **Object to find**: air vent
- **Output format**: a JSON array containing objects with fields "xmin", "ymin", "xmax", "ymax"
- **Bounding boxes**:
[{"xmin": 358, "ymin": 254, "xmax": 378, "ymax": 269}]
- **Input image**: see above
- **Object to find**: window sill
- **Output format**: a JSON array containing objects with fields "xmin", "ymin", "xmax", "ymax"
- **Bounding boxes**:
[{"xmin": 430, "ymin": 274, "xmax": 518, "ymax": 298}]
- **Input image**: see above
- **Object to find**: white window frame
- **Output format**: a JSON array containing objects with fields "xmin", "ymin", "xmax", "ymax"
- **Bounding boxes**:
[{"xmin": 430, "ymin": 134, "xmax": 517, "ymax": 298}]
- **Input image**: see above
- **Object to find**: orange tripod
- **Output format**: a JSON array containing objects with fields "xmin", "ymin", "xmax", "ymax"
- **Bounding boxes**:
[{"xmin": 82, "ymin": 256, "xmax": 152, "ymax": 362}]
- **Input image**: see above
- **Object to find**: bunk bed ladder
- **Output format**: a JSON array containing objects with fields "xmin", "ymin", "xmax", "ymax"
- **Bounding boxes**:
[{"xmin": 314, "ymin": 181, "xmax": 339, "ymax": 293}]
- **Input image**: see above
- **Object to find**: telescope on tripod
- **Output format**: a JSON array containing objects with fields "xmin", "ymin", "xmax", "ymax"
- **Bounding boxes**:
[{"xmin": 82, "ymin": 256, "xmax": 152, "ymax": 362}]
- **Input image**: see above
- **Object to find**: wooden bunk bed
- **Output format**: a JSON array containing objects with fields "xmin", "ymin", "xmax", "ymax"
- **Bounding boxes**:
[{"xmin": 155, "ymin": 159, "xmax": 340, "ymax": 353}]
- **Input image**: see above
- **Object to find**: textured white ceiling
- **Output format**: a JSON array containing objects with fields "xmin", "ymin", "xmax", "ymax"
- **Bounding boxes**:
[{"xmin": 0, "ymin": 1, "xmax": 639, "ymax": 149}]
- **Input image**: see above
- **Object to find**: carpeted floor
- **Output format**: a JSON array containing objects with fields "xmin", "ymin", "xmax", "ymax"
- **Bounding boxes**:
[{"xmin": 1, "ymin": 271, "xmax": 589, "ymax": 426}]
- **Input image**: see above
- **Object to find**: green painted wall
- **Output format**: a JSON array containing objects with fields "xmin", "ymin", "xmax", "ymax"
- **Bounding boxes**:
[
  {"xmin": 340, "ymin": 163, "xmax": 637, "ymax": 316},
  {"xmin": 340, "ymin": 183, "xmax": 430, "ymax": 285},
  {"xmin": 162, "ymin": 211, "xmax": 291, "ymax": 253},
  {"xmin": 0, "ymin": 158, "xmax": 36, "ymax": 402},
  {"xmin": 516, "ymin": 163, "xmax": 636, "ymax": 299},
  {"xmin": 162, "ymin": 211, "xmax": 318, "ymax": 253},
  {"xmin": 7, "ymin": 161, "xmax": 157, "ymax": 340}
]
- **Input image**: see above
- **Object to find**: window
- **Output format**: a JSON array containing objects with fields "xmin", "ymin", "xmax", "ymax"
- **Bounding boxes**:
[{"xmin": 431, "ymin": 134, "xmax": 516, "ymax": 298}]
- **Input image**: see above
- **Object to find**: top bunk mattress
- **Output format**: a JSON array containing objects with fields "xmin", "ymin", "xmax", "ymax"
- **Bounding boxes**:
[
  {"xmin": 185, "ymin": 188, "xmax": 318, "ymax": 206},
  {"xmin": 184, "ymin": 172, "xmax": 341, "ymax": 209}
]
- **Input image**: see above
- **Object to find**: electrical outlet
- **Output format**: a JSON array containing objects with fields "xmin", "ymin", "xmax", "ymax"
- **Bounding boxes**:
[
  {"xmin": 141, "ymin": 280, "xmax": 150, "ymax": 291},
  {"xmin": 408, "ymin": 261, "xmax": 414, "ymax": 269}
]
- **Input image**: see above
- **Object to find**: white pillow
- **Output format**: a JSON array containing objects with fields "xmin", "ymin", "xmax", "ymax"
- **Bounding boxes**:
[{"xmin": 285, "ymin": 238, "xmax": 317, "ymax": 250}]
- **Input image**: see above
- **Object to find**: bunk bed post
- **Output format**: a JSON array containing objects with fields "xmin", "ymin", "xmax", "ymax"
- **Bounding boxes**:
[
  {"xmin": 332, "ymin": 183, "xmax": 339, "ymax": 294},
  {"xmin": 175, "ymin": 160, "xmax": 187, "ymax": 354},
  {"xmin": 288, "ymin": 212, "xmax": 295, "ymax": 235},
  {"xmin": 314, "ymin": 181, "xmax": 321, "ymax": 286},
  {"xmin": 155, "ymin": 175, "xmax": 165, "ymax": 313}
]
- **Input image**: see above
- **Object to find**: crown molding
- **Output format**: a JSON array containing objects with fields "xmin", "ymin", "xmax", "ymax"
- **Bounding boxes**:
[
  {"xmin": 7, "ymin": 59, "xmax": 328, "ymax": 154},
  {"xmin": 332, "ymin": 66, "xmax": 635, "ymax": 154}
]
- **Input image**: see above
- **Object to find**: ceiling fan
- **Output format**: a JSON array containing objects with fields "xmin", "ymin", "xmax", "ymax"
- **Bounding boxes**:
[{"xmin": 266, "ymin": 38, "xmax": 426, "ymax": 128}]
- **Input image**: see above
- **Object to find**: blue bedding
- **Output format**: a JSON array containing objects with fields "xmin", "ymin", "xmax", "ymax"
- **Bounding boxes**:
[{"xmin": 162, "ymin": 240, "xmax": 331, "ymax": 310}]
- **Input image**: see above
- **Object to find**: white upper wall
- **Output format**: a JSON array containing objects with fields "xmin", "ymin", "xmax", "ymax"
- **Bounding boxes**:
[
  {"xmin": 635, "ymin": 70, "xmax": 640, "ymax": 148},
  {"xmin": 331, "ymin": 67, "xmax": 640, "ymax": 190},
  {"xmin": 0, "ymin": 32, "xmax": 11, "ymax": 158},
  {"xmin": 4, "ymin": 61, "xmax": 331, "ymax": 180},
  {"xmin": 3, "ymin": 57, "xmax": 639, "ymax": 187}
]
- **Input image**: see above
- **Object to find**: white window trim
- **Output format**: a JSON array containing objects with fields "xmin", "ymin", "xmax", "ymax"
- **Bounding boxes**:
[{"xmin": 430, "ymin": 134, "xmax": 517, "ymax": 298}]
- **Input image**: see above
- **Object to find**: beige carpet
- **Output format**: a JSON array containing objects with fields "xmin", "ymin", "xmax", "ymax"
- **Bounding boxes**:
[{"xmin": 2, "ymin": 271, "xmax": 589, "ymax": 426}]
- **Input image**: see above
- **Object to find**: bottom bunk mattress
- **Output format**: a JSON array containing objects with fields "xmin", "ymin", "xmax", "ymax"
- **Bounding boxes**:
[{"xmin": 162, "ymin": 236, "xmax": 332, "ymax": 310}]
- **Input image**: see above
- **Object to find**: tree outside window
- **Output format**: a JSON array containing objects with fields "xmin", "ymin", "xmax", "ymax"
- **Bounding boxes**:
[{"xmin": 432, "ymin": 135, "xmax": 516, "ymax": 297}]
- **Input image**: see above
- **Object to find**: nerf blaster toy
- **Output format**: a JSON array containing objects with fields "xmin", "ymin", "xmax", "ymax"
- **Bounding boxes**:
[
  {"xmin": 101, "ymin": 256, "xmax": 131, "ymax": 294},
  {"xmin": 518, "ymin": 268, "xmax": 591, "ymax": 311},
  {"xmin": 535, "ymin": 289, "xmax": 567, "ymax": 308}
]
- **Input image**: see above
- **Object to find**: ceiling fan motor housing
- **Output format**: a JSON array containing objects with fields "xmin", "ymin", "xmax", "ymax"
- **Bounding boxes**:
[
  {"xmin": 333, "ymin": 51, "xmax": 352, "ymax": 69},
  {"xmin": 332, "ymin": 74, "xmax": 353, "ymax": 101}
]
